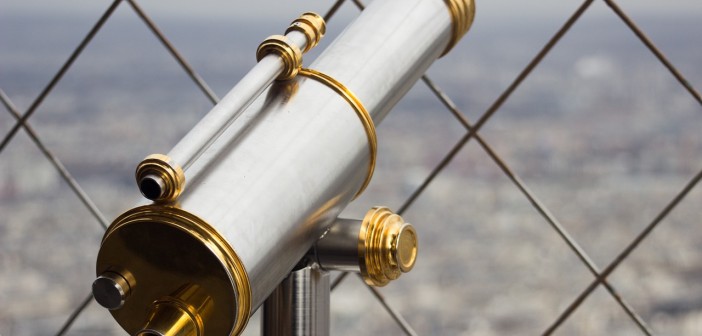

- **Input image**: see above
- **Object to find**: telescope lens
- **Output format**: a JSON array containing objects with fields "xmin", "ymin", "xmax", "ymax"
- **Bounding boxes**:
[{"xmin": 139, "ymin": 175, "xmax": 165, "ymax": 200}]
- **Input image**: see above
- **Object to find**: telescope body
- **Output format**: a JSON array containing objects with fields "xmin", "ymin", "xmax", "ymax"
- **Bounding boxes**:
[{"xmin": 94, "ymin": 0, "xmax": 474, "ymax": 334}]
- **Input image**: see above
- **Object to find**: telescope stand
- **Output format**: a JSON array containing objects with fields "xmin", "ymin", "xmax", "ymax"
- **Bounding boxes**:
[
  {"xmin": 261, "ymin": 206, "xmax": 418, "ymax": 335},
  {"xmin": 90, "ymin": 0, "xmax": 473, "ymax": 332},
  {"xmin": 262, "ymin": 262, "xmax": 330, "ymax": 336}
]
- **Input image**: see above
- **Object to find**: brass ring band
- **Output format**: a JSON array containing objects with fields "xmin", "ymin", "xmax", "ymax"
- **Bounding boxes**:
[
  {"xmin": 285, "ymin": 12, "xmax": 326, "ymax": 53},
  {"xmin": 256, "ymin": 35, "xmax": 303, "ymax": 80},
  {"xmin": 135, "ymin": 154, "xmax": 185, "ymax": 202},
  {"xmin": 298, "ymin": 68, "xmax": 377, "ymax": 199},
  {"xmin": 442, "ymin": 0, "xmax": 476, "ymax": 56}
]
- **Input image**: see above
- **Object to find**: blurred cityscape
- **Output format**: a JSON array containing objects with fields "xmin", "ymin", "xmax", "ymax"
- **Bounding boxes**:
[{"xmin": 1, "ymin": 5, "xmax": 701, "ymax": 336}]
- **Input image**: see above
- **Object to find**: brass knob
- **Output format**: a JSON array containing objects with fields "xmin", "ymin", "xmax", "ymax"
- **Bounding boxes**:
[
  {"xmin": 92, "ymin": 270, "xmax": 134, "ymax": 310},
  {"xmin": 359, "ymin": 207, "xmax": 418, "ymax": 286}
]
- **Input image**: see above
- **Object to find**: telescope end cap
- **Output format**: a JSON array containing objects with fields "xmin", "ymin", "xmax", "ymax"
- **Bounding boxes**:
[{"xmin": 359, "ymin": 207, "xmax": 419, "ymax": 287}]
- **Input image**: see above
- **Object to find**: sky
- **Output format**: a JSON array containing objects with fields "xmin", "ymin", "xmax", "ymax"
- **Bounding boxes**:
[{"xmin": 2, "ymin": 0, "xmax": 701, "ymax": 21}]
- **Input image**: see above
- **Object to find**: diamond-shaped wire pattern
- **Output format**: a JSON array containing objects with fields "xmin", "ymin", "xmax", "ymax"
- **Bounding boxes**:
[{"xmin": 0, "ymin": 0, "xmax": 700, "ymax": 335}]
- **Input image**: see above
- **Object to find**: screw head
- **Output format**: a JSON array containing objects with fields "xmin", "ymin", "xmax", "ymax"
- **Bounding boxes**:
[{"xmin": 92, "ymin": 272, "xmax": 131, "ymax": 310}]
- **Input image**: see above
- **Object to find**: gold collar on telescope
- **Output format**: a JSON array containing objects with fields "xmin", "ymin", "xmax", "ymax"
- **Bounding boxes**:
[{"xmin": 442, "ymin": 0, "xmax": 476, "ymax": 56}]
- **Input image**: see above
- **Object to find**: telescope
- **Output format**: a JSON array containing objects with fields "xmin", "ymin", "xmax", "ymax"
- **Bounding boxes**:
[{"xmin": 91, "ymin": 0, "xmax": 475, "ymax": 334}]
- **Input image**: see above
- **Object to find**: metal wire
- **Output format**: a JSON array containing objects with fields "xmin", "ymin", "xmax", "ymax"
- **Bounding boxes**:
[
  {"xmin": 0, "ymin": 89, "xmax": 109, "ymax": 229},
  {"xmin": 0, "ymin": 0, "xmax": 122, "ymax": 154},
  {"xmin": 603, "ymin": 0, "xmax": 702, "ymax": 106},
  {"xmin": 402, "ymin": 2, "xmax": 597, "ymax": 216},
  {"xmin": 0, "ymin": 1, "xmax": 122, "ymax": 333},
  {"xmin": 0, "ymin": 0, "xmax": 221, "ymax": 333},
  {"xmin": 392, "ymin": 0, "xmax": 701, "ymax": 333},
  {"xmin": 331, "ymin": 272, "xmax": 349, "ymax": 291},
  {"xmin": 323, "ymin": 0, "xmax": 347, "ymax": 22},
  {"xmin": 539, "ymin": 0, "xmax": 702, "ymax": 333},
  {"xmin": 544, "ymin": 168, "xmax": 702, "ymax": 335},
  {"xmin": 54, "ymin": 293, "xmax": 94, "ymax": 336},
  {"xmin": 351, "ymin": 0, "xmax": 366, "ymax": 11},
  {"xmin": 359, "ymin": 274, "xmax": 419, "ymax": 336},
  {"xmin": 419, "ymin": 75, "xmax": 653, "ymax": 335},
  {"xmin": 397, "ymin": 0, "xmax": 596, "ymax": 215},
  {"xmin": 126, "ymin": 0, "xmax": 220, "ymax": 105},
  {"xmin": 2, "ymin": 0, "xmax": 698, "ymax": 334},
  {"xmin": 331, "ymin": 2, "xmax": 649, "ymax": 335}
]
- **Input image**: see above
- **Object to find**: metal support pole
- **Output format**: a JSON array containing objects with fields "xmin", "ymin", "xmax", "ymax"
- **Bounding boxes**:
[{"xmin": 262, "ymin": 263, "xmax": 330, "ymax": 336}]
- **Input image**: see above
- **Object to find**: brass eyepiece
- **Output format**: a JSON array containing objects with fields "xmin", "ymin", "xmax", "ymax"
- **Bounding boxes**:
[
  {"xmin": 285, "ymin": 12, "xmax": 326, "ymax": 53},
  {"xmin": 442, "ymin": 0, "xmax": 476, "ymax": 56},
  {"xmin": 137, "ymin": 284, "xmax": 213, "ymax": 336},
  {"xmin": 135, "ymin": 154, "xmax": 185, "ymax": 202},
  {"xmin": 359, "ymin": 207, "xmax": 418, "ymax": 286},
  {"xmin": 256, "ymin": 35, "xmax": 303, "ymax": 81},
  {"xmin": 137, "ymin": 301, "xmax": 200, "ymax": 336}
]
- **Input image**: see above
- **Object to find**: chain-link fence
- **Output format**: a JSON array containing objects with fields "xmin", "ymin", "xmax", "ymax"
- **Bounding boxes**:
[{"xmin": 1, "ymin": 0, "xmax": 701, "ymax": 334}]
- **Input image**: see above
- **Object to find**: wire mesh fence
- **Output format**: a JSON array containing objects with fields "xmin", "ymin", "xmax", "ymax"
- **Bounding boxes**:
[{"xmin": 1, "ymin": 0, "xmax": 701, "ymax": 335}]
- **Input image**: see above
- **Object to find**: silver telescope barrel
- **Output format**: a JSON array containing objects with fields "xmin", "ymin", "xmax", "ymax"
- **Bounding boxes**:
[
  {"xmin": 136, "ymin": 13, "xmax": 326, "ymax": 202},
  {"xmin": 94, "ymin": 0, "xmax": 474, "ymax": 335},
  {"xmin": 167, "ymin": 14, "xmax": 325, "ymax": 169}
]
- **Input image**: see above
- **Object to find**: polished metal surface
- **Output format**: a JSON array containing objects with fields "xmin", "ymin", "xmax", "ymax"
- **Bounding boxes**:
[
  {"xmin": 164, "ymin": 12, "xmax": 324, "ymax": 174},
  {"xmin": 180, "ymin": 74, "xmax": 367, "ymax": 310},
  {"xmin": 166, "ymin": 51, "xmax": 282, "ymax": 171},
  {"xmin": 297, "ymin": 67, "xmax": 377, "ymax": 197},
  {"xmin": 314, "ymin": 218, "xmax": 362, "ymax": 272},
  {"xmin": 96, "ymin": 0, "xmax": 473, "ymax": 334},
  {"xmin": 179, "ymin": 0, "xmax": 463, "ymax": 304},
  {"xmin": 310, "ymin": 0, "xmax": 453, "ymax": 124},
  {"xmin": 135, "ymin": 13, "xmax": 326, "ymax": 202},
  {"xmin": 262, "ymin": 265, "xmax": 330, "ymax": 336}
]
